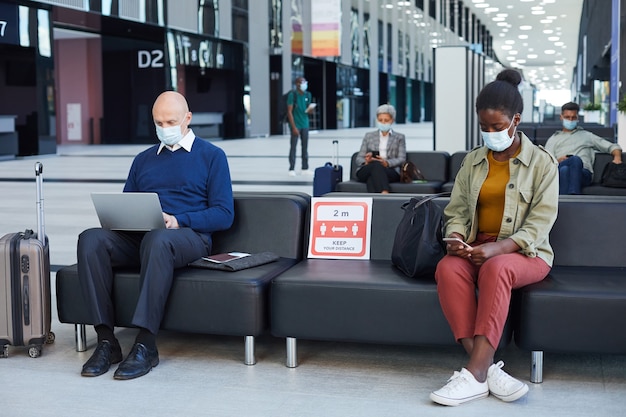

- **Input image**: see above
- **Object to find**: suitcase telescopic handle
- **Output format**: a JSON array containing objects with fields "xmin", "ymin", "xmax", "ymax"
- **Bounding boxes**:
[
  {"xmin": 332, "ymin": 140, "xmax": 339, "ymax": 170},
  {"xmin": 35, "ymin": 162, "xmax": 45, "ymax": 243}
]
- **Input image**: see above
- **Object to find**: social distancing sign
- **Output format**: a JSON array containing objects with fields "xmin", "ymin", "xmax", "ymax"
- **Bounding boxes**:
[{"xmin": 307, "ymin": 197, "xmax": 373, "ymax": 259}]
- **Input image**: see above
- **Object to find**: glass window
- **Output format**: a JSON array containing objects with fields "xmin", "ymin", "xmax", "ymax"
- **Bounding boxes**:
[
  {"xmin": 378, "ymin": 19, "xmax": 383, "ymax": 72},
  {"xmin": 350, "ymin": 9, "xmax": 359, "ymax": 67},
  {"xmin": 101, "ymin": 0, "xmax": 113, "ymax": 15},
  {"xmin": 449, "ymin": 0, "xmax": 455, "ymax": 33},
  {"xmin": 37, "ymin": 9, "xmax": 51, "ymax": 58},
  {"xmin": 269, "ymin": 0, "xmax": 282, "ymax": 49},
  {"xmin": 387, "ymin": 23, "xmax": 391, "ymax": 73},
  {"xmin": 232, "ymin": 8, "xmax": 248, "ymax": 42},
  {"xmin": 428, "ymin": 0, "xmax": 436, "ymax": 19},
  {"xmin": 363, "ymin": 13, "xmax": 370, "ymax": 69},
  {"xmin": 19, "ymin": 5, "xmax": 29, "ymax": 47},
  {"xmin": 144, "ymin": 0, "xmax": 164, "ymax": 25},
  {"xmin": 199, "ymin": 0, "xmax": 218, "ymax": 37},
  {"xmin": 398, "ymin": 29, "xmax": 402, "ymax": 73}
]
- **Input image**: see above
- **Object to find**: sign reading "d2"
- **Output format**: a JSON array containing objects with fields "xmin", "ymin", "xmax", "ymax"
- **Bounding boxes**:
[{"xmin": 307, "ymin": 197, "xmax": 372, "ymax": 259}]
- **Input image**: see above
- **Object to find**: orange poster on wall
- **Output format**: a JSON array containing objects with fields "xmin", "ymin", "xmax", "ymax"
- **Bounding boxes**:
[{"xmin": 312, "ymin": 0, "xmax": 341, "ymax": 57}]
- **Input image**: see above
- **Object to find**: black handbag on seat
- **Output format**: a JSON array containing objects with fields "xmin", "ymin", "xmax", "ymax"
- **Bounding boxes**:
[
  {"xmin": 601, "ymin": 162, "xmax": 626, "ymax": 188},
  {"xmin": 391, "ymin": 193, "xmax": 450, "ymax": 278}
]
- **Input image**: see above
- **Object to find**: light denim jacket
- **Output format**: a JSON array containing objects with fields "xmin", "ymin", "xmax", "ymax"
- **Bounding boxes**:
[{"xmin": 444, "ymin": 132, "xmax": 559, "ymax": 266}]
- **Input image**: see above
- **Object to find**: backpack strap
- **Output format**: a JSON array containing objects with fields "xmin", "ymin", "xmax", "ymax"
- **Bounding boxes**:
[{"xmin": 292, "ymin": 90, "xmax": 297, "ymax": 110}]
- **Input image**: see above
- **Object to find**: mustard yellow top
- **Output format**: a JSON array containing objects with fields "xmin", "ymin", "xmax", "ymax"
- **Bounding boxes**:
[{"xmin": 477, "ymin": 147, "xmax": 522, "ymax": 236}]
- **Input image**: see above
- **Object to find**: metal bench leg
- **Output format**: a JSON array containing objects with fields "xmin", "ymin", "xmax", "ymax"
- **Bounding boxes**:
[
  {"xmin": 75, "ymin": 324, "xmax": 87, "ymax": 352},
  {"xmin": 244, "ymin": 336, "xmax": 256, "ymax": 365},
  {"xmin": 531, "ymin": 350, "xmax": 543, "ymax": 383},
  {"xmin": 286, "ymin": 337, "xmax": 298, "ymax": 368}
]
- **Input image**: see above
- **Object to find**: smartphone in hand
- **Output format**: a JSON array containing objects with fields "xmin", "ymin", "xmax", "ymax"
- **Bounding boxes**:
[
  {"xmin": 443, "ymin": 237, "xmax": 471, "ymax": 249},
  {"xmin": 369, "ymin": 150, "xmax": 380, "ymax": 157}
]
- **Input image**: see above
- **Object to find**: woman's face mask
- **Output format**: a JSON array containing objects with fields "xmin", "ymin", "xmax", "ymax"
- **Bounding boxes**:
[
  {"xmin": 377, "ymin": 122, "xmax": 392, "ymax": 132},
  {"xmin": 480, "ymin": 117, "xmax": 516, "ymax": 152}
]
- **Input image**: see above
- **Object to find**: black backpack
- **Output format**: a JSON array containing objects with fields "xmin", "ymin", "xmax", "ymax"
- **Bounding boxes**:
[
  {"xmin": 278, "ymin": 90, "xmax": 295, "ymax": 124},
  {"xmin": 391, "ymin": 193, "xmax": 450, "ymax": 278}
]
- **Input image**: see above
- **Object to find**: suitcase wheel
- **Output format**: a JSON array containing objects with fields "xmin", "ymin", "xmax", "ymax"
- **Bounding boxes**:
[
  {"xmin": 28, "ymin": 345, "xmax": 42, "ymax": 358},
  {"xmin": 46, "ymin": 331, "xmax": 56, "ymax": 344},
  {"xmin": 1, "ymin": 345, "xmax": 7, "ymax": 358}
]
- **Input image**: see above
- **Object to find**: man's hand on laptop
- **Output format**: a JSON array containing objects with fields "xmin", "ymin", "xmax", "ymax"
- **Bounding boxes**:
[{"xmin": 163, "ymin": 213, "xmax": 180, "ymax": 229}]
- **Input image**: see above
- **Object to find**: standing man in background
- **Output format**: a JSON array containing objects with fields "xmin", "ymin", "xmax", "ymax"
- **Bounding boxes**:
[{"xmin": 287, "ymin": 77, "xmax": 314, "ymax": 176}]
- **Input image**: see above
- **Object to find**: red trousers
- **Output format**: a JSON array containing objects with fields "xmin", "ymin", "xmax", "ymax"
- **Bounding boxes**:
[{"xmin": 434, "ymin": 234, "xmax": 551, "ymax": 349}]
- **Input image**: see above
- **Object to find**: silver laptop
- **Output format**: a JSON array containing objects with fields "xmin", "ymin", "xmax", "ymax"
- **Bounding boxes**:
[{"xmin": 91, "ymin": 192, "xmax": 166, "ymax": 231}]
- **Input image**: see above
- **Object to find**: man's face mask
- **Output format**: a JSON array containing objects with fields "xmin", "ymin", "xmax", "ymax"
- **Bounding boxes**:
[
  {"xmin": 562, "ymin": 119, "xmax": 578, "ymax": 130},
  {"xmin": 156, "ymin": 123, "xmax": 183, "ymax": 146}
]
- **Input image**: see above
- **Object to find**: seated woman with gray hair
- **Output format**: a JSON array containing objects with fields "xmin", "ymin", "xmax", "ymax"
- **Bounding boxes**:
[{"xmin": 355, "ymin": 104, "xmax": 407, "ymax": 193}]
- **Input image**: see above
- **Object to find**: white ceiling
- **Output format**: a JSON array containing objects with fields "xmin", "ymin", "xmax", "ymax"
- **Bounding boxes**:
[{"xmin": 464, "ymin": 0, "xmax": 584, "ymax": 91}]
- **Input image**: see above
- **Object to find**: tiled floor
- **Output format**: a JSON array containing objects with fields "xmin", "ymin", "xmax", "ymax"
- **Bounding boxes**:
[{"xmin": 0, "ymin": 123, "xmax": 625, "ymax": 416}]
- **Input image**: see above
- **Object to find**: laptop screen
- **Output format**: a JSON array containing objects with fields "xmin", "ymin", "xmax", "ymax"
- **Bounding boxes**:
[{"xmin": 91, "ymin": 192, "xmax": 166, "ymax": 231}]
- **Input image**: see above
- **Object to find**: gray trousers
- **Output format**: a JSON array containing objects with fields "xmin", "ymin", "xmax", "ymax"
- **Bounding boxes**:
[{"xmin": 289, "ymin": 128, "xmax": 309, "ymax": 170}]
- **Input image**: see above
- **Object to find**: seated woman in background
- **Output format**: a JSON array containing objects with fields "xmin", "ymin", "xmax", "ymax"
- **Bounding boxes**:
[{"xmin": 355, "ymin": 104, "xmax": 406, "ymax": 193}]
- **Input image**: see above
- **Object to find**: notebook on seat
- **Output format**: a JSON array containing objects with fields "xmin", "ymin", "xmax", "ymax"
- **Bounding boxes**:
[{"xmin": 91, "ymin": 192, "xmax": 166, "ymax": 231}]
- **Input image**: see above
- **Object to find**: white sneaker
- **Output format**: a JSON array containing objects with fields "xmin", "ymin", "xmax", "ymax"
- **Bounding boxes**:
[
  {"xmin": 487, "ymin": 361, "xmax": 529, "ymax": 402},
  {"xmin": 288, "ymin": 170, "xmax": 297, "ymax": 177},
  {"xmin": 430, "ymin": 368, "xmax": 489, "ymax": 406},
  {"xmin": 301, "ymin": 169, "xmax": 314, "ymax": 176}
]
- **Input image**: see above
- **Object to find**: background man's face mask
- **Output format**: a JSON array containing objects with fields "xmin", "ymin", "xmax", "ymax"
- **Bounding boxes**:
[{"xmin": 562, "ymin": 119, "xmax": 578, "ymax": 130}]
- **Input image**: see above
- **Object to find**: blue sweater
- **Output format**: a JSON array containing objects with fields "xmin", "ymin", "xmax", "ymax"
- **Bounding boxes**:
[{"xmin": 123, "ymin": 138, "xmax": 234, "ymax": 239}]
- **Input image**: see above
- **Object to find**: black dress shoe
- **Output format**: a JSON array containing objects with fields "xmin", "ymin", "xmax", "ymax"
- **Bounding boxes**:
[
  {"xmin": 113, "ymin": 342, "xmax": 159, "ymax": 380},
  {"xmin": 81, "ymin": 340, "xmax": 123, "ymax": 377}
]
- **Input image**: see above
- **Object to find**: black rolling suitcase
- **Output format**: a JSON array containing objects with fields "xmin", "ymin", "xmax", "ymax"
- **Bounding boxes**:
[
  {"xmin": 313, "ymin": 140, "xmax": 343, "ymax": 196},
  {"xmin": 0, "ymin": 162, "xmax": 55, "ymax": 358}
]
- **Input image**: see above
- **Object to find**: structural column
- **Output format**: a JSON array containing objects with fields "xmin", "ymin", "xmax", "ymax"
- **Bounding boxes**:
[{"xmin": 248, "ymin": 0, "xmax": 271, "ymax": 136}]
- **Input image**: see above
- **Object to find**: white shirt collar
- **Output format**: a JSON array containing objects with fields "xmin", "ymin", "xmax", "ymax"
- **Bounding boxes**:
[{"xmin": 157, "ymin": 129, "xmax": 195, "ymax": 154}]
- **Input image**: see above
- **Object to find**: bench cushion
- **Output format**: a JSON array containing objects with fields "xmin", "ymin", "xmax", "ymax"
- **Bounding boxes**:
[
  {"xmin": 515, "ymin": 267, "xmax": 626, "ymax": 354},
  {"xmin": 271, "ymin": 259, "xmax": 456, "ymax": 346},
  {"xmin": 57, "ymin": 259, "xmax": 298, "ymax": 336},
  {"xmin": 271, "ymin": 259, "xmax": 513, "ymax": 348},
  {"xmin": 513, "ymin": 196, "xmax": 626, "ymax": 354}
]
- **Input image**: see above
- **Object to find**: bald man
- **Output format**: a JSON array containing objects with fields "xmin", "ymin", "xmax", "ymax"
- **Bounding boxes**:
[{"xmin": 77, "ymin": 91, "xmax": 234, "ymax": 380}]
